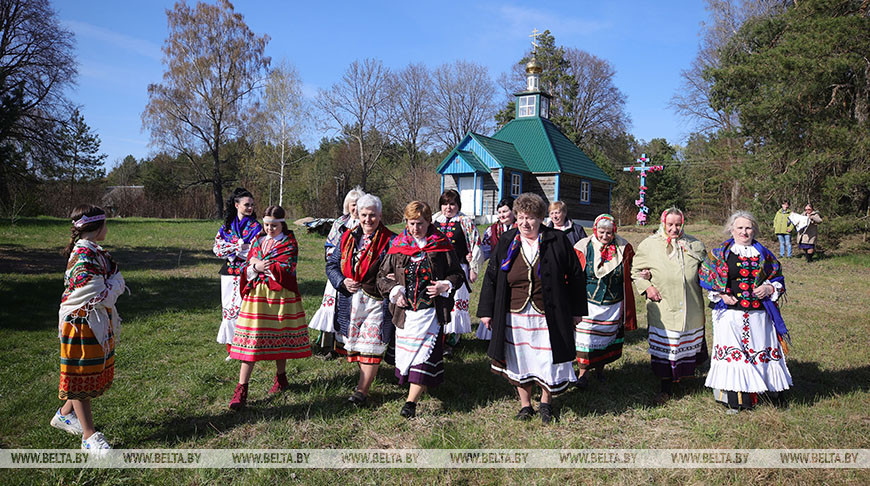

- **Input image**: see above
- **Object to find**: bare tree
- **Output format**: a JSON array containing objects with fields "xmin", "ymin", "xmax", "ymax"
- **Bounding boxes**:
[
  {"xmin": 669, "ymin": 0, "xmax": 789, "ymax": 133},
  {"xmin": 142, "ymin": 0, "xmax": 270, "ymax": 218},
  {"xmin": 385, "ymin": 63, "xmax": 434, "ymax": 201},
  {"xmin": 430, "ymin": 60, "xmax": 496, "ymax": 149},
  {"xmin": 256, "ymin": 60, "xmax": 306, "ymax": 206},
  {"xmin": 315, "ymin": 58, "xmax": 391, "ymax": 190},
  {"xmin": 669, "ymin": 0, "xmax": 789, "ymax": 211},
  {"xmin": 562, "ymin": 48, "xmax": 630, "ymax": 144},
  {"xmin": 0, "ymin": 0, "xmax": 76, "ymax": 206}
]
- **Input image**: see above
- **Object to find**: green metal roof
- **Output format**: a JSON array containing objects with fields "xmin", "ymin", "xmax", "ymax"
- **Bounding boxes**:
[
  {"xmin": 456, "ymin": 150, "xmax": 489, "ymax": 173},
  {"xmin": 468, "ymin": 133, "xmax": 528, "ymax": 172},
  {"xmin": 492, "ymin": 117, "xmax": 615, "ymax": 183}
]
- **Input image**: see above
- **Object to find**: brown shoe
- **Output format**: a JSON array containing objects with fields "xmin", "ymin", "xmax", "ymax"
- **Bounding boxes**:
[
  {"xmin": 229, "ymin": 383, "xmax": 248, "ymax": 410},
  {"xmin": 268, "ymin": 373, "xmax": 290, "ymax": 394}
]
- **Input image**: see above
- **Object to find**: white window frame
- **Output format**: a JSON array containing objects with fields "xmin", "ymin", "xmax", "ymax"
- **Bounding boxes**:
[
  {"xmin": 540, "ymin": 97, "xmax": 549, "ymax": 119},
  {"xmin": 580, "ymin": 180, "xmax": 591, "ymax": 204},
  {"xmin": 518, "ymin": 95, "xmax": 536, "ymax": 117},
  {"xmin": 511, "ymin": 173, "xmax": 522, "ymax": 197}
]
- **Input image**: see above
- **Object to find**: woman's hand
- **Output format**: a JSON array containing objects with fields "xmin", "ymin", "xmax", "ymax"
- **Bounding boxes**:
[
  {"xmin": 752, "ymin": 284, "xmax": 774, "ymax": 299},
  {"xmin": 639, "ymin": 269, "xmax": 652, "ymax": 280},
  {"xmin": 426, "ymin": 281, "xmax": 449, "ymax": 297},
  {"xmin": 480, "ymin": 317, "xmax": 492, "ymax": 330},
  {"xmin": 468, "ymin": 270, "xmax": 478, "ymax": 284},
  {"xmin": 395, "ymin": 293, "xmax": 408, "ymax": 308},
  {"xmin": 343, "ymin": 278, "xmax": 361, "ymax": 293},
  {"xmin": 720, "ymin": 294, "xmax": 739, "ymax": 306},
  {"xmin": 645, "ymin": 285, "xmax": 662, "ymax": 302}
]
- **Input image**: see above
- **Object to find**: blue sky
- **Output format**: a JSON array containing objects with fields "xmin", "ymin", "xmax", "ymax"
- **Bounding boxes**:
[{"xmin": 54, "ymin": 1, "xmax": 710, "ymax": 168}]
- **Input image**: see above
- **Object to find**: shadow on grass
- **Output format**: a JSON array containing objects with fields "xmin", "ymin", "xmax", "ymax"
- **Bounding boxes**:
[
  {"xmin": 0, "ymin": 245, "xmax": 217, "ymax": 275},
  {"xmin": 785, "ymin": 361, "xmax": 870, "ymax": 405},
  {"xmin": 0, "ymin": 274, "xmax": 220, "ymax": 331},
  {"xmin": 130, "ymin": 367, "xmax": 408, "ymax": 445}
]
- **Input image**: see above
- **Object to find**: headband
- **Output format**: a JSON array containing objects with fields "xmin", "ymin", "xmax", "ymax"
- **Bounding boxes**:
[
  {"xmin": 73, "ymin": 214, "xmax": 106, "ymax": 228},
  {"xmin": 262, "ymin": 217, "xmax": 285, "ymax": 223}
]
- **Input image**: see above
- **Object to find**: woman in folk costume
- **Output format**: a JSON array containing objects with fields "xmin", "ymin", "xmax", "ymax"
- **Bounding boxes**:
[
  {"xmin": 53, "ymin": 205, "xmax": 125, "ymax": 453},
  {"xmin": 378, "ymin": 201, "xmax": 465, "ymax": 418},
  {"xmin": 309, "ymin": 186, "xmax": 364, "ymax": 356},
  {"xmin": 432, "ymin": 189, "xmax": 482, "ymax": 354},
  {"xmin": 699, "ymin": 211, "xmax": 792, "ymax": 413},
  {"xmin": 228, "ymin": 206, "xmax": 311, "ymax": 410},
  {"xmin": 477, "ymin": 197, "xmax": 516, "ymax": 340},
  {"xmin": 796, "ymin": 203, "xmax": 823, "ymax": 262},
  {"xmin": 631, "ymin": 208, "xmax": 707, "ymax": 405},
  {"xmin": 326, "ymin": 194, "xmax": 395, "ymax": 406},
  {"xmin": 573, "ymin": 214, "xmax": 637, "ymax": 388},
  {"xmin": 213, "ymin": 188, "xmax": 262, "ymax": 359},
  {"xmin": 546, "ymin": 200, "xmax": 587, "ymax": 246},
  {"xmin": 478, "ymin": 193, "xmax": 586, "ymax": 424}
]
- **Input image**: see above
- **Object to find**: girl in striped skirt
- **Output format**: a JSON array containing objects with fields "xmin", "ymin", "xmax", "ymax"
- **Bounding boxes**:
[
  {"xmin": 53, "ymin": 205, "xmax": 126, "ymax": 453},
  {"xmin": 228, "ymin": 206, "xmax": 311, "ymax": 410}
]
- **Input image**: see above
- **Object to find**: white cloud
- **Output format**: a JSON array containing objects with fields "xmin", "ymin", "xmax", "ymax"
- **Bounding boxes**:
[{"xmin": 62, "ymin": 19, "xmax": 162, "ymax": 60}]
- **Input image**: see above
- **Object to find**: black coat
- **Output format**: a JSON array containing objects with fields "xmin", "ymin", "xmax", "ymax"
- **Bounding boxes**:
[{"xmin": 477, "ymin": 226, "xmax": 587, "ymax": 364}]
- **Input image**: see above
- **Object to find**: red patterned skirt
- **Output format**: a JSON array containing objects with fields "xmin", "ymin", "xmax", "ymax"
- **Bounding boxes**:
[{"xmin": 229, "ymin": 284, "xmax": 311, "ymax": 362}]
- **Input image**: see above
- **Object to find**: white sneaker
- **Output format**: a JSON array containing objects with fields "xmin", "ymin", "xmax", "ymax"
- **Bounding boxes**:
[
  {"xmin": 81, "ymin": 431, "xmax": 112, "ymax": 455},
  {"xmin": 50, "ymin": 409, "xmax": 83, "ymax": 435}
]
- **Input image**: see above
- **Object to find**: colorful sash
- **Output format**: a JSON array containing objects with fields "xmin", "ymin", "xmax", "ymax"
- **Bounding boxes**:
[
  {"xmin": 339, "ymin": 223, "xmax": 394, "ymax": 281},
  {"xmin": 388, "ymin": 226, "xmax": 453, "ymax": 257},
  {"xmin": 699, "ymin": 238, "xmax": 790, "ymax": 346}
]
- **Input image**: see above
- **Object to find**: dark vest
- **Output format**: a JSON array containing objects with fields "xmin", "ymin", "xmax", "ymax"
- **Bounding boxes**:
[
  {"xmin": 507, "ymin": 247, "xmax": 544, "ymax": 313},
  {"xmin": 404, "ymin": 256, "xmax": 434, "ymax": 311},
  {"xmin": 726, "ymin": 252, "xmax": 763, "ymax": 310},
  {"xmin": 584, "ymin": 240, "xmax": 625, "ymax": 305},
  {"xmin": 437, "ymin": 220, "xmax": 468, "ymax": 262}
]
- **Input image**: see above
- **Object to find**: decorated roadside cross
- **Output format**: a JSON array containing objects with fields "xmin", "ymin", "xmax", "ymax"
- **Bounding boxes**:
[{"xmin": 623, "ymin": 154, "xmax": 663, "ymax": 225}]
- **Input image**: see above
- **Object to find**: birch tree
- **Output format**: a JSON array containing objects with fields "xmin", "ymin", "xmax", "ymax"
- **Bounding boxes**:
[
  {"xmin": 142, "ymin": 0, "xmax": 270, "ymax": 218},
  {"xmin": 315, "ymin": 58, "xmax": 390, "ymax": 190}
]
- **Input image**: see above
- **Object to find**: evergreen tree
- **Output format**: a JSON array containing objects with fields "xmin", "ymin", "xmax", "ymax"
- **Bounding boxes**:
[{"xmin": 56, "ymin": 109, "xmax": 106, "ymax": 203}]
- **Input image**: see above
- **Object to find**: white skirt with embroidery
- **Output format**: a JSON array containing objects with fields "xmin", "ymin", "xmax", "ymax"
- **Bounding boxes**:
[
  {"xmin": 308, "ymin": 281, "xmax": 337, "ymax": 332},
  {"xmin": 444, "ymin": 262, "xmax": 472, "ymax": 335},
  {"xmin": 491, "ymin": 304, "xmax": 577, "ymax": 393},
  {"xmin": 705, "ymin": 308, "xmax": 792, "ymax": 393},
  {"xmin": 395, "ymin": 307, "xmax": 440, "ymax": 376},
  {"xmin": 217, "ymin": 275, "xmax": 242, "ymax": 344},
  {"xmin": 334, "ymin": 291, "xmax": 388, "ymax": 355}
]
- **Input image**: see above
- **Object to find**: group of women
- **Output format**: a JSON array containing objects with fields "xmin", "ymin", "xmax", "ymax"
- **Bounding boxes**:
[{"xmin": 49, "ymin": 188, "xmax": 795, "ymax": 452}]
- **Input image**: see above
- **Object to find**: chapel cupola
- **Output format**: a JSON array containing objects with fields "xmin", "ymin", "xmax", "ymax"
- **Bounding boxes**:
[{"xmin": 515, "ymin": 29, "xmax": 551, "ymax": 119}]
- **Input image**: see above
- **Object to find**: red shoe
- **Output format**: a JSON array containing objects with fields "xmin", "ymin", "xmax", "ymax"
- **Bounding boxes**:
[
  {"xmin": 268, "ymin": 373, "xmax": 290, "ymax": 394},
  {"xmin": 229, "ymin": 383, "xmax": 248, "ymax": 410}
]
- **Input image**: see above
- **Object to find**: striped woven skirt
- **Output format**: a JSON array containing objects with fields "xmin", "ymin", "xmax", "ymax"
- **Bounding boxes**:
[
  {"xmin": 575, "ymin": 301, "xmax": 625, "ymax": 370},
  {"xmin": 229, "ymin": 285, "xmax": 311, "ymax": 362},
  {"xmin": 395, "ymin": 308, "xmax": 444, "ymax": 387},
  {"xmin": 648, "ymin": 325, "xmax": 708, "ymax": 380},
  {"xmin": 490, "ymin": 304, "xmax": 577, "ymax": 394},
  {"xmin": 59, "ymin": 309, "xmax": 114, "ymax": 400},
  {"xmin": 334, "ymin": 291, "xmax": 389, "ymax": 364}
]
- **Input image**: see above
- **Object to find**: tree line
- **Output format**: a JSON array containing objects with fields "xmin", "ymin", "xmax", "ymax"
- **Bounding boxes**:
[{"xmin": 1, "ymin": 0, "xmax": 866, "ymax": 244}]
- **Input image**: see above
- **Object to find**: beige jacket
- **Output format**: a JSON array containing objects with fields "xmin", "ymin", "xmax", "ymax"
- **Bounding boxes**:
[
  {"xmin": 631, "ymin": 234, "xmax": 706, "ymax": 333},
  {"xmin": 796, "ymin": 211, "xmax": 822, "ymax": 245}
]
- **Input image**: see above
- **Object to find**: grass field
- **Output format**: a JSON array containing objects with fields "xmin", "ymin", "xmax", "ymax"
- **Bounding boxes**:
[{"xmin": 0, "ymin": 217, "xmax": 868, "ymax": 485}]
